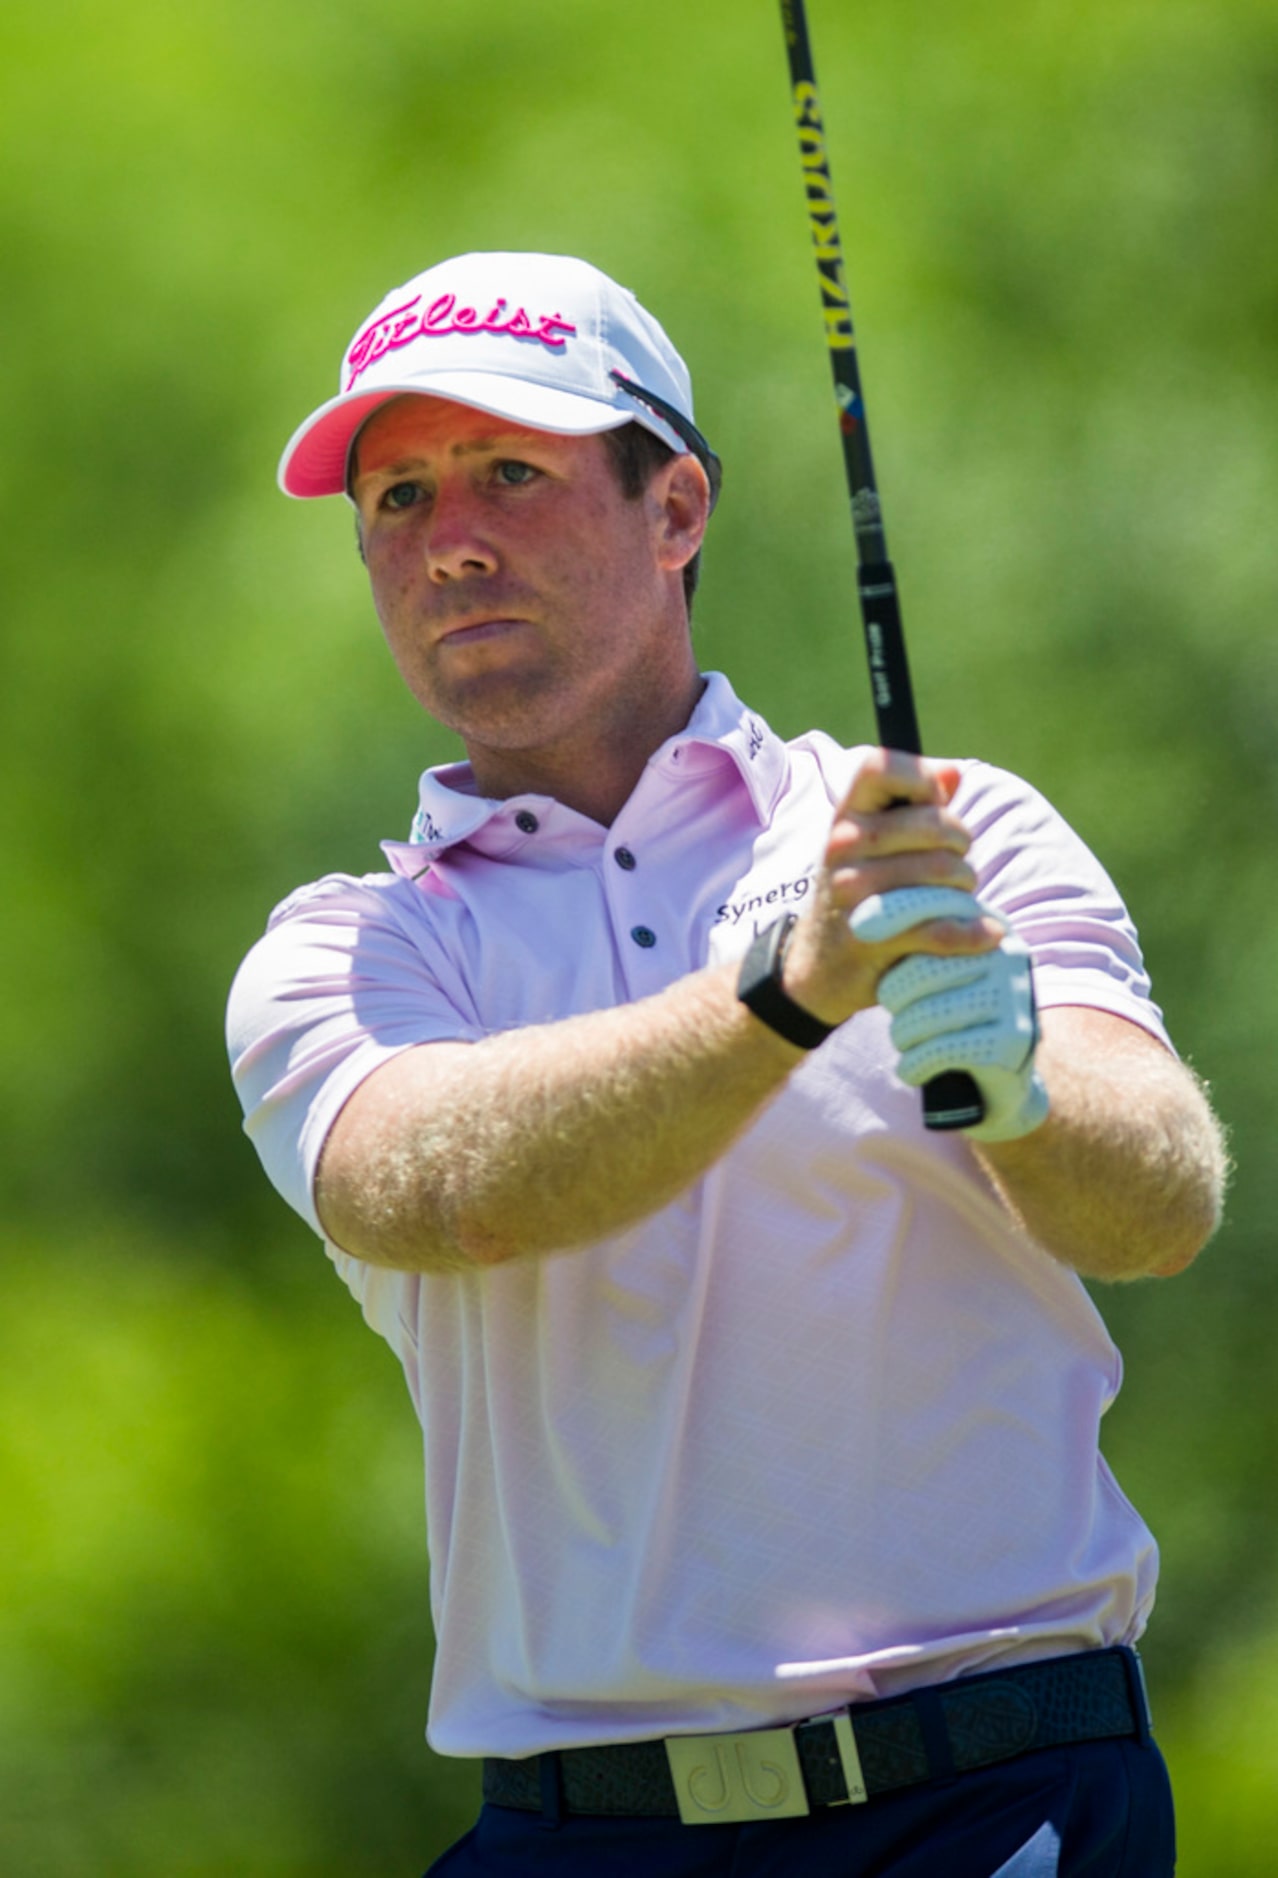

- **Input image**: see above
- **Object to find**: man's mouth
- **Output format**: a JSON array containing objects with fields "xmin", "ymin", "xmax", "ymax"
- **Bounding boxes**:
[{"xmin": 437, "ymin": 616, "xmax": 529, "ymax": 647}]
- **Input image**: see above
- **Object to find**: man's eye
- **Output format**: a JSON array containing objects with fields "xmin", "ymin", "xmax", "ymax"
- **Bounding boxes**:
[
  {"xmin": 495, "ymin": 461, "xmax": 537, "ymax": 486},
  {"xmin": 382, "ymin": 481, "xmax": 423, "ymax": 511}
]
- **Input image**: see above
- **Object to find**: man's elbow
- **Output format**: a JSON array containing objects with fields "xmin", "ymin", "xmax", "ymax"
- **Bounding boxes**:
[
  {"xmin": 317, "ymin": 1151, "xmax": 536, "ymax": 1272},
  {"xmin": 1116, "ymin": 1133, "xmax": 1229, "ymax": 1282},
  {"xmin": 1145, "ymin": 1170, "xmax": 1227, "ymax": 1279},
  {"xmin": 1156, "ymin": 1085, "xmax": 1231, "ymax": 1275},
  {"xmin": 315, "ymin": 1147, "xmax": 473, "ymax": 1275}
]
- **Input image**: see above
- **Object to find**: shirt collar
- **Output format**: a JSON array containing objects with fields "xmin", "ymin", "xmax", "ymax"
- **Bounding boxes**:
[
  {"xmin": 652, "ymin": 671, "xmax": 788, "ymax": 827},
  {"xmin": 380, "ymin": 672, "xmax": 789, "ymax": 878}
]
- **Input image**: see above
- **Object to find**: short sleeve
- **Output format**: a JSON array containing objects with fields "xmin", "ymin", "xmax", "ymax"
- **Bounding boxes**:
[
  {"xmin": 226, "ymin": 871, "xmax": 477, "ymax": 1239},
  {"xmin": 956, "ymin": 763, "xmax": 1171, "ymax": 1049}
]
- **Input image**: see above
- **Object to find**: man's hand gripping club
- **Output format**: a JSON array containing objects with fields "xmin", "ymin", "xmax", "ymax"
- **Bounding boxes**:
[{"xmin": 781, "ymin": 752, "xmax": 1049, "ymax": 1142}]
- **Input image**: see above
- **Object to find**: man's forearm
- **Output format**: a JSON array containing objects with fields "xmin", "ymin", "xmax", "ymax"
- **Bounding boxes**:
[
  {"xmin": 316, "ymin": 961, "xmax": 803, "ymax": 1272},
  {"xmin": 974, "ymin": 1007, "xmax": 1229, "ymax": 1280}
]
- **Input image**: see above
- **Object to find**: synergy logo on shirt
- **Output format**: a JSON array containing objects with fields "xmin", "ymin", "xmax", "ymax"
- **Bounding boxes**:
[{"xmin": 714, "ymin": 872, "xmax": 814, "ymax": 933}]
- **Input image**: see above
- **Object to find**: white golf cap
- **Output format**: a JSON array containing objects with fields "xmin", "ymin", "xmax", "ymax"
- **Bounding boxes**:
[{"xmin": 278, "ymin": 251, "xmax": 720, "ymax": 503}]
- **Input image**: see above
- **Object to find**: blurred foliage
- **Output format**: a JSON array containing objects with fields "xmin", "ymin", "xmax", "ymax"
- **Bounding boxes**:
[{"xmin": 0, "ymin": 0, "xmax": 1274, "ymax": 1870}]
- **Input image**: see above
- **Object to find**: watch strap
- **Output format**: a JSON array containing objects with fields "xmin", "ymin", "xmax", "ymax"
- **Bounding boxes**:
[{"xmin": 737, "ymin": 913, "xmax": 836, "ymax": 1051}]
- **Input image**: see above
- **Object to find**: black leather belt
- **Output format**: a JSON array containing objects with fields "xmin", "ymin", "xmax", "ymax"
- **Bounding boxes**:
[{"xmin": 483, "ymin": 1646, "xmax": 1152, "ymax": 1827}]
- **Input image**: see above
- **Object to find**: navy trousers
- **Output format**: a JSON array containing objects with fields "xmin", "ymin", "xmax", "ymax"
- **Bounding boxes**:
[{"xmin": 423, "ymin": 1739, "xmax": 1175, "ymax": 1876}]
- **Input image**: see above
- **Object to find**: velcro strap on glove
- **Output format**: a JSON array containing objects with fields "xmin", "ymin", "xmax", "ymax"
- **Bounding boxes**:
[{"xmin": 849, "ymin": 885, "xmax": 989, "ymax": 946}]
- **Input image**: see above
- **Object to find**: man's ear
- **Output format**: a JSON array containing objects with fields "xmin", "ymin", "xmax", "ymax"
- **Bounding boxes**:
[{"xmin": 652, "ymin": 454, "xmax": 711, "ymax": 573}]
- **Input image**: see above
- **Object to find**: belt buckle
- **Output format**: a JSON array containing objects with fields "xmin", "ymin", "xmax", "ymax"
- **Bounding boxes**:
[{"xmin": 666, "ymin": 1724, "xmax": 810, "ymax": 1826}]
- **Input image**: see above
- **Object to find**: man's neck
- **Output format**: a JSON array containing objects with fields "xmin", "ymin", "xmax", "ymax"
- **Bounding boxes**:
[{"xmin": 463, "ymin": 673, "xmax": 707, "ymax": 827}]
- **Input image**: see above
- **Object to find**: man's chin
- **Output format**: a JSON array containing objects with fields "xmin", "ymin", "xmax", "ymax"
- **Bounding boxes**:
[{"xmin": 414, "ymin": 667, "xmax": 567, "ymax": 750}]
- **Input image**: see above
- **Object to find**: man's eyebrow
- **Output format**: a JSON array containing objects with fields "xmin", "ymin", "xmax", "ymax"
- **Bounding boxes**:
[
  {"xmin": 450, "ymin": 435, "xmax": 532, "ymax": 455},
  {"xmin": 354, "ymin": 435, "xmax": 541, "ymax": 483}
]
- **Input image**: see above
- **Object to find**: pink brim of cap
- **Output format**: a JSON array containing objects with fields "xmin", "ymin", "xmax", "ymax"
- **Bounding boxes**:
[{"xmin": 278, "ymin": 372, "xmax": 642, "ymax": 499}]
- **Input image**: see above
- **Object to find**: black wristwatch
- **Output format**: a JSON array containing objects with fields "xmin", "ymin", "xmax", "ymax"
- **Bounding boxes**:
[{"xmin": 736, "ymin": 913, "xmax": 836, "ymax": 1051}]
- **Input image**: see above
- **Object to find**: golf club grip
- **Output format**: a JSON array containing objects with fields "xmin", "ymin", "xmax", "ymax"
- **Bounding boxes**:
[{"xmin": 780, "ymin": 0, "xmax": 984, "ymax": 1132}]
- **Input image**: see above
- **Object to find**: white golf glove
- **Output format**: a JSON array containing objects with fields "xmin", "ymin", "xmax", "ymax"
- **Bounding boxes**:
[{"xmin": 850, "ymin": 887, "xmax": 1049, "ymax": 1142}]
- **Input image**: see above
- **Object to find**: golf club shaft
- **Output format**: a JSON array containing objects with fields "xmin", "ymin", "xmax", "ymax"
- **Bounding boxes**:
[{"xmin": 779, "ymin": 0, "xmax": 985, "ymax": 1131}]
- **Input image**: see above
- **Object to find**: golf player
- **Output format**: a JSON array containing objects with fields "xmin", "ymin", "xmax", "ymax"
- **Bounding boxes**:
[{"xmin": 227, "ymin": 252, "xmax": 1227, "ymax": 1876}]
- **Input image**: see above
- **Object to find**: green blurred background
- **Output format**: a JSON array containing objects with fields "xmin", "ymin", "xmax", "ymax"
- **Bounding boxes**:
[{"xmin": 1, "ymin": 0, "xmax": 1274, "ymax": 1870}]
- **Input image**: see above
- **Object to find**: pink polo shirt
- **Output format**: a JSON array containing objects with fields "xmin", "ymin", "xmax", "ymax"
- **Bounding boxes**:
[{"xmin": 227, "ymin": 672, "xmax": 1170, "ymax": 1759}]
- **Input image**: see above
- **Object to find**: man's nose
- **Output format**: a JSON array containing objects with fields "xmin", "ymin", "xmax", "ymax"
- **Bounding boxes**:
[{"xmin": 425, "ymin": 483, "xmax": 499, "ymax": 583}]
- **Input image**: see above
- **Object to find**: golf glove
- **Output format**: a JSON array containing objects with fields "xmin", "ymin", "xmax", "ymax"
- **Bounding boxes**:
[{"xmin": 850, "ymin": 887, "xmax": 1049, "ymax": 1142}]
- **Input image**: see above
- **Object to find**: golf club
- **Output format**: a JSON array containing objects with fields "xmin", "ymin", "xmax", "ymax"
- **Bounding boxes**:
[{"xmin": 779, "ymin": 0, "xmax": 986, "ymax": 1132}]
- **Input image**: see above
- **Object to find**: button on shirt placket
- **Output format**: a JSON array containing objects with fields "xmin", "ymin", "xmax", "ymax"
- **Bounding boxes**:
[{"xmin": 606, "ymin": 842, "xmax": 669, "ymax": 997}]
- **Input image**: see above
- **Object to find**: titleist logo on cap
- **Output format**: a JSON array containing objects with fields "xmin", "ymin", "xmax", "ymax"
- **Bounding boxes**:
[{"xmin": 346, "ymin": 293, "xmax": 580, "ymax": 390}]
